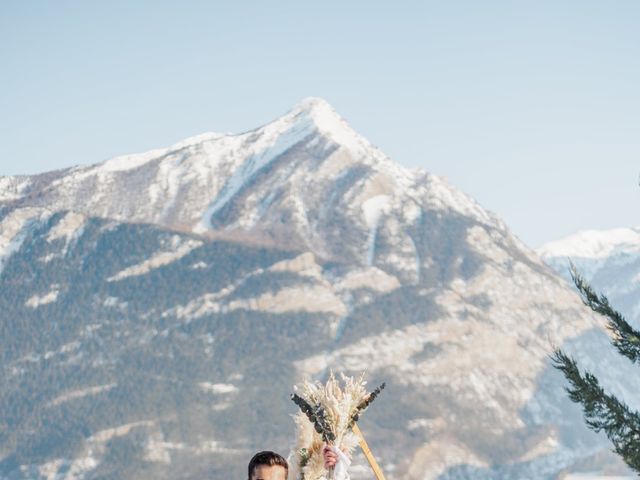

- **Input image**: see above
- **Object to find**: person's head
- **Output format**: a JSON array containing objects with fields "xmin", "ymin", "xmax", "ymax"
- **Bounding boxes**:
[{"xmin": 248, "ymin": 451, "xmax": 288, "ymax": 480}]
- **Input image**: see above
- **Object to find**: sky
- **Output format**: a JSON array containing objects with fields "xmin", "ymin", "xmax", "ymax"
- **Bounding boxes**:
[{"xmin": 1, "ymin": 1, "xmax": 638, "ymax": 247}]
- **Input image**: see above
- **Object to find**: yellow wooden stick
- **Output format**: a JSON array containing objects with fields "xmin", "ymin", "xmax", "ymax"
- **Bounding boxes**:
[{"xmin": 352, "ymin": 423, "xmax": 386, "ymax": 480}]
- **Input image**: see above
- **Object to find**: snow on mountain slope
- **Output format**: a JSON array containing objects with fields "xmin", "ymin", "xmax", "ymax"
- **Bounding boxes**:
[
  {"xmin": 539, "ymin": 227, "xmax": 640, "ymax": 261},
  {"xmin": 0, "ymin": 99, "xmax": 635, "ymax": 479},
  {"xmin": 539, "ymin": 227, "xmax": 640, "ymax": 326},
  {"xmin": 0, "ymin": 207, "xmax": 53, "ymax": 273},
  {"xmin": 1, "ymin": 98, "xmax": 499, "ymax": 268}
]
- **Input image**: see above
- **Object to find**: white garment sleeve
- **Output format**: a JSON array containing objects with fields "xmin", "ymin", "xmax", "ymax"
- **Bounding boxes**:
[{"xmin": 330, "ymin": 446, "xmax": 351, "ymax": 480}]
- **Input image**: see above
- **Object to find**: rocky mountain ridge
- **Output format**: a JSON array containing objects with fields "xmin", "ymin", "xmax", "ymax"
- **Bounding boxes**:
[{"xmin": 0, "ymin": 99, "xmax": 633, "ymax": 479}]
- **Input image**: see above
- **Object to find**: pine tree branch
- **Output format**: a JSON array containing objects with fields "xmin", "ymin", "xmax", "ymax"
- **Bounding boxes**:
[
  {"xmin": 570, "ymin": 263, "xmax": 640, "ymax": 364},
  {"xmin": 551, "ymin": 349, "xmax": 640, "ymax": 472}
]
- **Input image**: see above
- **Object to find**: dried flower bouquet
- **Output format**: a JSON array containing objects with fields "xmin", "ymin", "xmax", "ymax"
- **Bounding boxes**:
[{"xmin": 289, "ymin": 372, "xmax": 385, "ymax": 480}]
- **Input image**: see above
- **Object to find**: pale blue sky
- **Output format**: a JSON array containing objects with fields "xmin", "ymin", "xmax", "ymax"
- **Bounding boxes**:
[{"xmin": 1, "ymin": 1, "xmax": 638, "ymax": 247}]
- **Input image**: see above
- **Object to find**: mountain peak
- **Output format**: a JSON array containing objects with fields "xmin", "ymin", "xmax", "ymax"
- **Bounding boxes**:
[
  {"xmin": 538, "ymin": 227, "xmax": 640, "ymax": 259},
  {"xmin": 285, "ymin": 97, "xmax": 368, "ymax": 154},
  {"xmin": 294, "ymin": 96, "xmax": 334, "ymax": 113},
  {"xmin": 291, "ymin": 97, "xmax": 344, "ymax": 130}
]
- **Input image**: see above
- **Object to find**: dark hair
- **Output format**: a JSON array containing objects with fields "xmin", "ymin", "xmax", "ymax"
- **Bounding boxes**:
[{"xmin": 247, "ymin": 451, "xmax": 288, "ymax": 480}]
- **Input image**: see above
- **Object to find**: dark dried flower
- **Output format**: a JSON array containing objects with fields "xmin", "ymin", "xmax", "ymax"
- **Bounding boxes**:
[
  {"xmin": 349, "ymin": 382, "xmax": 386, "ymax": 427},
  {"xmin": 291, "ymin": 393, "xmax": 336, "ymax": 443}
]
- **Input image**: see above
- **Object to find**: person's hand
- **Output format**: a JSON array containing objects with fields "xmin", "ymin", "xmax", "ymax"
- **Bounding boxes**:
[
  {"xmin": 323, "ymin": 444, "xmax": 339, "ymax": 468},
  {"xmin": 323, "ymin": 444, "xmax": 352, "ymax": 480}
]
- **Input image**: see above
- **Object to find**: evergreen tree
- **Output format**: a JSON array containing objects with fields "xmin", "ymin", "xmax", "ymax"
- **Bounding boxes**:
[{"xmin": 552, "ymin": 264, "xmax": 640, "ymax": 472}]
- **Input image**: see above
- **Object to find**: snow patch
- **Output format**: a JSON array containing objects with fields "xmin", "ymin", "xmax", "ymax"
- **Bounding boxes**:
[
  {"xmin": 107, "ymin": 239, "xmax": 201, "ymax": 281},
  {"xmin": 47, "ymin": 383, "xmax": 117, "ymax": 407},
  {"xmin": 144, "ymin": 436, "xmax": 242, "ymax": 464},
  {"xmin": 100, "ymin": 148, "xmax": 166, "ymax": 172},
  {"xmin": 91, "ymin": 420, "xmax": 154, "ymax": 443},
  {"xmin": 0, "ymin": 176, "xmax": 32, "ymax": 201},
  {"xmin": 197, "ymin": 111, "xmax": 317, "ymax": 230},
  {"xmin": 25, "ymin": 289, "xmax": 60, "ymax": 308},
  {"xmin": 145, "ymin": 439, "xmax": 185, "ymax": 464},
  {"xmin": 148, "ymin": 153, "xmax": 187, "ymax": 221},
  {"xmin": 47, "ymin": 211, "xmax": 86, "ymax": 246},
  {"xmin": 538, "ymin": 227, "xmax": 640, "ymax": 260},
  {"xmin": 296, "ymin": 97, "xmax": 369, "ymax": 155},
  {"xmin": 424, "ymin": 174, "xmax": 494, "ymax": 225},
  {"xmin": 0, "ymin": 207, "xmax": 51, "ymax": 274},
  {"xmin": 361, "ymin": 195, "xmax": 391, "ymax": 265},
  {"xmin": 361, "ymin": 195, "xmax": 391, "ymax": 229},
  {"xmin": 39, "ymin": 458, "xmax": 69, "ymax": 480},
  {"xmin": 194, "ymin": 440, "xmax": 242, "ymax": 454},
  {"xmin": 37, "ymin": 421, "xmax": 154, "ymax": 479},
  {"xmin": 198, "ymin": 382, "xmax": 238, "ymax": 394},
  {"xmin": 103, "ymin": 296, "xmax": 128, "ymax": 309},
  {"xmin": 62, "ymin": 456, "xmax": 99, "ymax": 480},
  {"xmin": 170, "ymin": 131, "xmax": 225, "ymax": 150}
]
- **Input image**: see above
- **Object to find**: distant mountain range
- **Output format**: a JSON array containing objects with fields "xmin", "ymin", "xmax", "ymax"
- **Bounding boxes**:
[
  {"xmin": 0, "ymin": 98, "xmax": 634, "ymax": 479},
  {"xmin": 539, "ymin": 227, "xmax": 640, "ymax": 326}
]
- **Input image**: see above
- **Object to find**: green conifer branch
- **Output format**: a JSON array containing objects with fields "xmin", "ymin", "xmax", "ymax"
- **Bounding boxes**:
[
  {"xmin": 570, "ymin": 263, "xmax": 640, "ymax": 364},
  {"xmin": 551, "ymin": 349, "xmax": 640, "ymax": 472}
]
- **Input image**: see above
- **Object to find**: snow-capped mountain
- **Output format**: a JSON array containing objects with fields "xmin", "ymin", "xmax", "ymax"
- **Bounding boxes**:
[
  {"xmin": 1, "ymin": 98, "xmax": 499, "ymax": 273},
  {"xmin": 0, "ymin": 99, "xmax": 633, "ymax": 479},
  {"xmin": 539, "ymin": 227, "xmax": 640, "ymax": 326}
]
